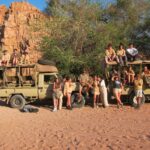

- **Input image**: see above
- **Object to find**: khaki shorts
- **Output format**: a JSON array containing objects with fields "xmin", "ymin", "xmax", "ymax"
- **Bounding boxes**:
[
  {"xmin": 113, "ymin": 88, "xmax": 122, "ymax": 96},
  {"xmin": 135, "ymin": 90, "xmax": 143, "ymax": 98}
]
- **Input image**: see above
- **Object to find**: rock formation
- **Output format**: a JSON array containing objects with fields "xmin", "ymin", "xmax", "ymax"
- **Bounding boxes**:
[{"xmin": 0, "ymin": 1, "xmax": 46, "ymax": 63}]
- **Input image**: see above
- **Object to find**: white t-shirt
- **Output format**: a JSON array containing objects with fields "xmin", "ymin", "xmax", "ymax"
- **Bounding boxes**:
[
  {"xmin": 126, "ymin": 48, "xmax": 138, "ymax": 56},
  {"xmin": 100, "ymin": 80, "xmax": 106, "ymax": 87}
]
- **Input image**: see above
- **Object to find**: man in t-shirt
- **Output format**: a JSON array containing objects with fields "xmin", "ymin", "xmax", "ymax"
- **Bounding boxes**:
[
  {"xmin": 126, "ymin": 43, "xmax": 138, "ymax": 61},
  {"xmin": 134, "ymin": 74, "xmax": 143, "ymax": 109}
]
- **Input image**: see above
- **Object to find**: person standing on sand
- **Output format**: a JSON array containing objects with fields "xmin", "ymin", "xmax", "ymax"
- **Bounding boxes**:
[
  {"xmin": 63, "ymin": 76, "xmax": 73, "ymax": 110},
  {"xmin": 99, "ymin": 76, "xmax": 109, "ymax": 108},
  {"xmin": 134, "ymin": 74, "xmax": 143, "ymax": 109},
  {"xmin": 112, "ymin": 76, "xmax": 123, "ymax": 108},
  {"xmin": 52, "ymin": 77, "xmax": 63, "ymax": 112},
  {"xmin": 92, "ymin": 75, "xmax": 100, "ymax": 108}
]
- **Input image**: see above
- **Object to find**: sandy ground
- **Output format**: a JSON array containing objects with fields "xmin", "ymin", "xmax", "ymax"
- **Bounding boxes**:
[{"xmin": 0, "ymin": 103, "xmax": 150, "ymax": 150}]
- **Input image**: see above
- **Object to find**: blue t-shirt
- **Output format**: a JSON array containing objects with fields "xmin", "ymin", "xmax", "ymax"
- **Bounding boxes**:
[{"xmin": 113, "ymin": 80, "xmax": 121, "ymax": 89}]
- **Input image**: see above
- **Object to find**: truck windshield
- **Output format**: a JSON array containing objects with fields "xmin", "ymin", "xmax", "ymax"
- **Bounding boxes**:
[{"xmin": 44, "ymin": 75, "xmax": 55, "ymax": 85}]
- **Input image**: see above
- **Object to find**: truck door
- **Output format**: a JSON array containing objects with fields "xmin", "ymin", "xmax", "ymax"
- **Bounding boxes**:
[{"xmin": 38, "ymin": 74, "xmax": 56, "ymax": 100}]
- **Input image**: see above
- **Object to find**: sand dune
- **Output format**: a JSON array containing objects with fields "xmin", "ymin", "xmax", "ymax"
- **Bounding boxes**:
[{"xmin": 0, "ymin": 104, "xmax": 150, "ymax": 150}]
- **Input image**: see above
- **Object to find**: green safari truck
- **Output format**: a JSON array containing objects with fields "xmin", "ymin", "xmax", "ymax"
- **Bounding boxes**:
[{"xmin": 0, "ymin": 63, "xmax": 58, "ymax": 109}]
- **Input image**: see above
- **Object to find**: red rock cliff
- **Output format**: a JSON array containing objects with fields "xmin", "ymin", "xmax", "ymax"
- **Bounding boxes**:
[{"xmin": 0, "ymin": 2, "xmax": 46, "ymax": 63}]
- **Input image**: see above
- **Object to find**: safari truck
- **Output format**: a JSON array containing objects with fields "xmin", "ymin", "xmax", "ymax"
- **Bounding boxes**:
[
  {"xmin": 0, "ymin": 63, "xmax": 59, "ymax": 109},
  {"xmin": 104, "ymin": 60, "xmax": 150, "ymax": 107},
  {"xmin": 0, "ymin": 63, "xmax": 80, "ymax": 109}
]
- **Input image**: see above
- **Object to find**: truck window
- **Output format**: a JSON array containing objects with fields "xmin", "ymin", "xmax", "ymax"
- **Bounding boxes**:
[{"xmin": 44, "ymin": 75, "xmax": 55, "ymax": 85}]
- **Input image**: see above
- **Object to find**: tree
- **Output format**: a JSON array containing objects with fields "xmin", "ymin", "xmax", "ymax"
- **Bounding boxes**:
[{"xmin": 36, "ymin": 0, "xmax": 150, "ymax": 76}]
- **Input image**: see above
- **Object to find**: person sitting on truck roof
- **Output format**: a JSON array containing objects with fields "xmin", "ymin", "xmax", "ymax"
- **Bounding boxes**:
[
  {"xmin": 117, "ymin": 43, "xmax": 128, "ymax": 66},
  {"xmin": 63, "ymin": 76, "xmax": 73, "ymax": 110},
  {"xmin": 126, "ymin": 43, "xmax": 138, "ymax": 62},
  {"xmin": 1, "ymin": 50, "xmax": 10, "ymax": 66},
  {"xmin": 126, "ymin": 66, "xmax": 135, "ymax": 85},
  {"xmin": 10, "ymin": 49, "xmax": 20, "ymax": 66},
  {"xmin": 52, "ymin": 77, "xmax": 63, "ymax": 112},
  {"xmin": 134, "ymin": 74, "xmax": 143, "ymax": 109},
  {"xmin": 105, "ymin": 43, "xmax": 119, "ymax": 64}
]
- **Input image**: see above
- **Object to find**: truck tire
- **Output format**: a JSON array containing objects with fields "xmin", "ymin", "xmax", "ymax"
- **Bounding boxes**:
[
  {"xmin": 129, "ymin": 92, "xmax": 145, "ymax": 107},
  {"xmin": 38, "ymin": 59, "xmax": 56, "ymax": 66},
  {"xmin": 71, "ymin": 93, "xmax": 85, "ymax": 108},
  {"xmin": 10, "ymin": 95, "xmax": 26, "ymax": 109}
]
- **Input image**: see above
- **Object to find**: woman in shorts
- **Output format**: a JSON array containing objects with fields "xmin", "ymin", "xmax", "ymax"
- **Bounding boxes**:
[
  {"xmin": 52, "ymin": 78, "xmax": 63, "ymax": 112},
  {"xmin": 112, "ymin": 76, "xmax": 123, "ymax": 108},
  {"xmin": 63, "ymin": 76, "xmax": 73, "ymax": 110},
  {"xmin": 92, "ymin": 76, "xmax": 100, "ymax": 108},
  {"xmin": 134, "ymin": 74, "xmax": 143, "ymax": 109}
]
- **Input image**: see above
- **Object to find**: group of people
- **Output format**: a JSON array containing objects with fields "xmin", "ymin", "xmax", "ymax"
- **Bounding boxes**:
[
  {"xmin": 105, "ymin": 43, "xmax": 139, "ymax": 66},
  {"xmin": 111, "ymin": 65, "xmax": 150, "ymax": 109},
  {"xmin": 52, "ymin": 65, "xmax": 150, "ymax": 111},
  {"xmin": 52, "ymin": 70, "xmax": 109, "ymax": 112},
  {"xmin": 0, "ymin": 48, "xmax": 30, "ymax": 66}
]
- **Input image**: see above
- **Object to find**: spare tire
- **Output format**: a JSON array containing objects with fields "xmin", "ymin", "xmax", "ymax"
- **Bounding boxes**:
[
  {"xmin": 129, "ymin": 92, "xmax": 145, "ymax": 107},
  {"xmin": 38, "ymin": 59, "xmax": 56, "ymax": 66},
  {"xmin": 10, "ymin": 95, "xmax": 26, "ymax": 109},
  {"xmin": 71, "ymin": 93, "xmax": 85, "ymax": 108}
]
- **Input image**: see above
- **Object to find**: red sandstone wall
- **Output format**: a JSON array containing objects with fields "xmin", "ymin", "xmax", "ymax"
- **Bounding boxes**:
[{"xmin": 0, "ymin": 2, "xmax": 46, "ymax": 63}]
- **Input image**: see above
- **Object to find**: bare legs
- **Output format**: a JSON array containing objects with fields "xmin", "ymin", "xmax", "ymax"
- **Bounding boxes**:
[
  {"xmin": 93, "ymin": 94, "xmax": 100, "ymax": 108},
  {"xmin": 53, "ymin": 95, "xmax": 63, "ymax": 111},
  {"xmin": 114, "ymin": 91, "xmax": 123, "ymax": 108},
  {"xmin": 66, "ymin": 93, "xmax": 72, "ymax": 109},
  {"xmin": 128, "ymin": 75, "xmax": 134, "ymax": 84}
]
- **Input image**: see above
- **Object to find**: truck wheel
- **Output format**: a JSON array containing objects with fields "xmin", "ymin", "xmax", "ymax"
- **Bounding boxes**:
[
  {"xmin": 71, "ymin": 93, "xmax": 85, "ymax": 108},
  {"xmin": 129, "ymin": 92, "xmax": 145, "ymax": 107},
  {"xmin": 10, "ymin": 95, "xmax": 26, "ymax": 109}
]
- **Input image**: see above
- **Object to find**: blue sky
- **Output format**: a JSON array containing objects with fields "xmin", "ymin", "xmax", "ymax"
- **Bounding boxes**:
[{"xmin": 0, "ymin": 0, "xmax": 115, "ymax": 11}]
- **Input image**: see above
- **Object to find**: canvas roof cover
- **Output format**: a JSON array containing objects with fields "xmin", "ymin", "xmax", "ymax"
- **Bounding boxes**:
[{"xmin": 35, "ymin": 64, "xmax": 58, "ymax": 73}]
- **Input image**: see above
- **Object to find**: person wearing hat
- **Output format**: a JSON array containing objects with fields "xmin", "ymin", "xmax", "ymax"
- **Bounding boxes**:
[{"xmin": 1, "ymin": 50, "xmax": 10, "ymax": 66}]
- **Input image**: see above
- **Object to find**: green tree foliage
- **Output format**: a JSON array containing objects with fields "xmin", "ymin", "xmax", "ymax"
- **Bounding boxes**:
[{"xmin": 38, "ymin": 0, "xmax": 150, "ymax": 76}]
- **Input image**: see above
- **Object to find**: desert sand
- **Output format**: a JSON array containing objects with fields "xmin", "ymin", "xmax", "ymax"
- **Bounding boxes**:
[{"xmin": 0, "ymin": 103, "xmax": 150, "ymax": 150}]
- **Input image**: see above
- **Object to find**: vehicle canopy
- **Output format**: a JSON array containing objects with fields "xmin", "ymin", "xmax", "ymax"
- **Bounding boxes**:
[{"xmin": 35, "ymin": 64, "xmax": 58, "ymax": 73}]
